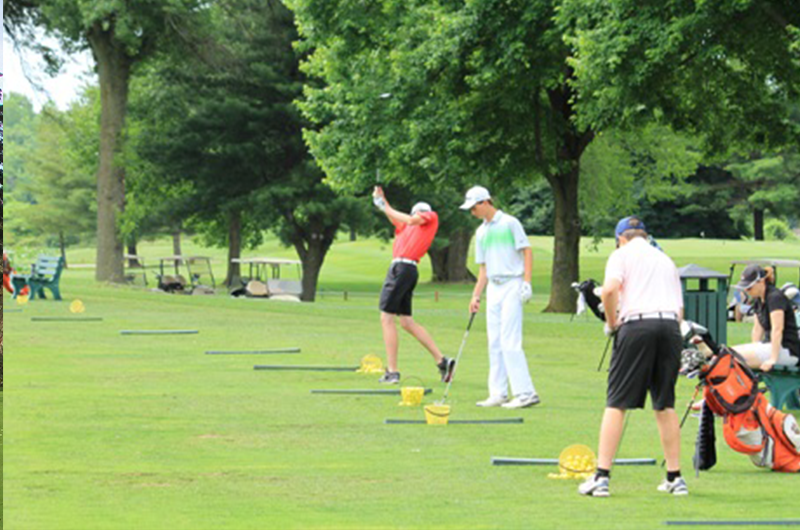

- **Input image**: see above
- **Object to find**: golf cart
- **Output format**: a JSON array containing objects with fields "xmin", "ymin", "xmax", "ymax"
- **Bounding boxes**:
[
  {"xmin": 230, "ymin": 257, "xmax": 303, "ymax": 299},
  {"xmin": 728, "ymin": 259, "xmax": 800, "ymax": 322},
  {"xmin": 157, "ymin": 256, "xmax": 216, "ymax": 293}
]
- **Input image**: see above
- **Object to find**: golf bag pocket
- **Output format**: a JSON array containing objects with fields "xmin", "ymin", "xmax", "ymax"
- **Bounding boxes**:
[
  {"xmin": 784, "ymin": 415, "xmax": 800, "ymax": 453},
  {"xmin": 704, "ymin": 347, "xmax": 758, "ymax": 414}
]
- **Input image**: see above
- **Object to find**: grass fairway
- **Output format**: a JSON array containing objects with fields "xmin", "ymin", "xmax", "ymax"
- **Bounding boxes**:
[{"xmin": 4, "ymin": 235, "xmax": 799, "ymax": 529}]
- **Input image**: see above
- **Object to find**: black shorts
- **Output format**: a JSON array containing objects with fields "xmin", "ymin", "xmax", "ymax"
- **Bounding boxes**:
[
  {"xmin": 379, "ymin": 263, "xmax": 419, "ymax": 316},
  {"xmin": 607, "ymin": 319, "xmax": 682, "ymax": 411}
]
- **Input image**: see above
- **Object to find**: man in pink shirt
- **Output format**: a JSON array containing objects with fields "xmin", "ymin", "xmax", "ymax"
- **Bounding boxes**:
[
  {"xmin": 372, "ymin": 186, "xmax": 455, "ymax": 384},
  {"xmin": 579, "ymin": 216, "xmax": 687, "ymax": 498}
]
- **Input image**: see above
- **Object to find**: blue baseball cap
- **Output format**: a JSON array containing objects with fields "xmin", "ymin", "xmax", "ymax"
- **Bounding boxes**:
[{"xmin": 615, "ymin": 216, "xmax": 647, "ymax": 240}]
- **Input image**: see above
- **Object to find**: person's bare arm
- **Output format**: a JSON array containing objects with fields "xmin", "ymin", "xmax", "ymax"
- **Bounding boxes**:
[
  {"xmin": 522, "ymin": 247, "xmax": 532, "ymax": 284},
  {"xmin": 761, "ymin": 310, "xmax": 785, "ymax": 372},
  {"xmin": 374, "ymin": 186, "xmax": 425, "ymax": 227},
  {"xmin": 470, "ymin": 265, "xmax": 488, "ymax": 313},
  {"xmin": 751, "ymin": 316, "xmax": 765, "ymax": 343},
  {"xmin": 601, "ymin": 278, "xmax": 622, "ymax": 331}
]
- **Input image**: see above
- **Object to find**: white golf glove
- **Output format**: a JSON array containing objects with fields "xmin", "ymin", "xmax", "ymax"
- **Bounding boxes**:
[
  {"xmin": 603, "ymin": 323, "xmax": 617, "ymax": 337},
  {"xmin": 373, "ymin": 196, "xmax": 386, "ymax": 211},
  {"xmin": 520, "ymin": 281, "xmax": 532, "ymax": 303}
]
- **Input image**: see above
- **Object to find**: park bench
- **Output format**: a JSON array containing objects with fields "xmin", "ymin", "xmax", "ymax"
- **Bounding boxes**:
[
  {"xmin": 758, "ymin": 365, "xmax": 800, "ymax": 410},
  {"xmin": 11, "ymin": 255, "xmax": 65, "ymax": 301}
]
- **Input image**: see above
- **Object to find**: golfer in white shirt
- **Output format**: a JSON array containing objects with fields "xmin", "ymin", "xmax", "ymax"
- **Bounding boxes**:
[
  {"xmin": 579, "ymin": 216, "xmax": 687, "ymax": 498},
  {"xmin": 461, "ymin": 186, "xmax": 540, "ymax": 409}
]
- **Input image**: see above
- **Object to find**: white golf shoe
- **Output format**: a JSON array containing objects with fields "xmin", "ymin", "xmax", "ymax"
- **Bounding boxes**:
[
  {"xmin": 501, "ymin": 394, "xmax": 541, "ymax": 409},
  {"xmin": 476, "ymin": 395, "xmax": 509, "ymax": 407},
  {"xmin": 657, "ymin": 477, "xmax": 689, "ymax": 495},
  {"xmin": 578, "ymin": 474, "xmax": 610, "ymax": 497}
]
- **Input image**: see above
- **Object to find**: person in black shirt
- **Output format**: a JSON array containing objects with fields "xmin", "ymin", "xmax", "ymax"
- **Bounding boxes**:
[{"xmin": 732, "ymin": 264, "xmax": 800, "ymax": 371}]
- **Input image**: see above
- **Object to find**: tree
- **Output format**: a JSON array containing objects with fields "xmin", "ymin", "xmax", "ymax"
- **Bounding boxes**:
[
  {"xmin": 7, "ymin": 95, "xmax": 98, "ymax": 261},
  {"xmin": 726, "ymin": 152, "xmax": 800, "ymax": 240},
  {"xmin": 563, "ymin": 0, "xmax": 800, "ymax": 167},
  {"xmin": 133, "ymin": 0, "xmax": 369, "ymax": 300},
  {"xmin": 288, "ymin": 0, "xmax": 604, "ymax": 311},
  {"xmin": 6, "ymin": 0, "xmax": 211, "ymax": 282}
]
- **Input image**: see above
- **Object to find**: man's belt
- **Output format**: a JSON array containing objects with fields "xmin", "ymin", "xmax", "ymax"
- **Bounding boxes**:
[
  {"xmin": 392, "ymin": 258, "xmax": 418, "ymax": 266},
  {"xmin": 489, "ymin": 275, "xmax": 522, "ymax": 285},
  {"xmin": 622, "ymin": 311, "xmax": 679, "ymax": 323}
]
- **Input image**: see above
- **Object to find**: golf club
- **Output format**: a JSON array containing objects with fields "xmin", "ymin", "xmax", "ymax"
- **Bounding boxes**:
[
  {"xmin": 597, "ymin": 335, "xmax": 612, "ymax": 372},
  {"xmin": 439, "ymin": 311, "xmax": 477, "ymax": 403}
]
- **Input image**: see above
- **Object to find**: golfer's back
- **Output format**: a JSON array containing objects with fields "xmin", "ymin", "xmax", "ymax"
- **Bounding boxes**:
[{"xmin": 606, "ymin": 238, "xmax": 683, "ymax": 320}]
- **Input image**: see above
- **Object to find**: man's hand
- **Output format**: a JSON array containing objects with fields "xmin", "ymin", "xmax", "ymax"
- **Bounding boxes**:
[
  {"xmin": 603, "ymin": 322, "xmax": 618, "ymax": 337},
  {"xmin": 520, "ymin": 281, "xmax": 532, "ymax": 303},
  {"xmin": 760, "ymin": 359, "xmax": 776, "ymax": 372},
  {"xmin": 469, "ymin": 295, "xmax": 481, "ymax": 314}
]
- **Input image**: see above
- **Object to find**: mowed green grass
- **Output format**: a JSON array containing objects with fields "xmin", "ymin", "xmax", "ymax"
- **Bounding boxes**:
[{"xmin": 4, "ymin": 235, "xmax": 800, "ymax": 530}]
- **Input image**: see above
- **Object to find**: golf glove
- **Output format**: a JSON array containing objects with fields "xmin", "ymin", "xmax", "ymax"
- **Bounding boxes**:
[
  {"xmin": 603, "ymin": 323, "xmax": 617, "ymax": 337},
  {"xmin": 520, "ymin": 281, "xmax": 532, "ymax": 303},
  {"xmin": 373, "ymin": 196, "xmax": 387, "ymax": 211}
]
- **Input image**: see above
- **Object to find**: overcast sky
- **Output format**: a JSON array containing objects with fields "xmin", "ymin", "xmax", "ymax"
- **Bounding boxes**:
[{"xmin": 3, "ymin": 25, "xmax": 96, "ymax": 112}]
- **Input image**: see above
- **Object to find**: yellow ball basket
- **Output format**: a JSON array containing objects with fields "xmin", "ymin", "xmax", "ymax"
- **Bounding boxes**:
[
  {"xmin": 552, "ymin": 444, "xmax": 597, "ymax": 480},
  {"xmin": 17, "ymin": 293, "xmax": 30, "ymax": 306},
  {"xmin": 70, "ymin": 300, "xmax": 86, "ymax": 314},
  {"xmin": 398, "ymin": 377, "xmax": 426, "ymax": 407},
  {"xmin": 356, "ymin": 354, "xmax": 384, "ymax": 374},
  {"xmin": 423, "ymin": 404, "xmax": 451, "ymax": 425}
]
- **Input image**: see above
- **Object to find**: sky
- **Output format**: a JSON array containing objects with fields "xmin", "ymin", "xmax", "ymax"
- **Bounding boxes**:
[{"xmin": 3, "ymin": 22, "xmax": 96, "ymax": 112}]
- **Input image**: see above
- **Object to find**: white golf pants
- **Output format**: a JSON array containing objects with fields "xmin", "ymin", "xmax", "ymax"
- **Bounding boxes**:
[{"xmin": 486, "ymin": 277, "xmax": 536, "ymax": 398}]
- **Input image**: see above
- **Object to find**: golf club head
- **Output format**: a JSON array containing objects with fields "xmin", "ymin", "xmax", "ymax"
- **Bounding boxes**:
[{"xmin": 680, "ymin": 320, "xmax": 708, "ymax": 340}]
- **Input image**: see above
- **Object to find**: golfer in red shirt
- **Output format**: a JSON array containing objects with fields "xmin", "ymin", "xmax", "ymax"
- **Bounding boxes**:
[{"xmin": 373, "ymin": 186, "xmax": 455, "ymax": 384}]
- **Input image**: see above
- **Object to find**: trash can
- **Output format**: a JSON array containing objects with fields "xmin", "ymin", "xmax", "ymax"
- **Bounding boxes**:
[{"xmin": 679, "ymin": 264, "xmax": 728, "ymax": 346}]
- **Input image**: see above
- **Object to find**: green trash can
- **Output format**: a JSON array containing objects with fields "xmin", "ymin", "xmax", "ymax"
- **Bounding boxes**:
[{"xmin": 679, "ymin": 264, "xmax": 728, "ymax": 346}]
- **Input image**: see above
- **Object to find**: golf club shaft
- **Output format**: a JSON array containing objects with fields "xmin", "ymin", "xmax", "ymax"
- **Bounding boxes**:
[
  {"xmin": 597, "ymin": 335, "xmax": 612, "ymax": 372},
  {"xmin": 660, "ymin": 385, "xmax": 703, "ymax": 468},
  {"xmin": 441, "ymin": 312, "xmax": 477, "ymax": 403}
]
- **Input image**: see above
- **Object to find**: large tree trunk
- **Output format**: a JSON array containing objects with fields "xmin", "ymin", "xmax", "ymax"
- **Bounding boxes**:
[
  {"xmin": 225, "ymin": 210, "xmax": 242, "ymax": 287},
  {"xmin": 89, "ymin": 24, "xmax": 132, "ymax": 283},
  {"xmin": 545, "ymin": 79, "xmax": 594, "ymax": 313},
  {"xmin": 545, "ymin": 166, "xmax": 581, "ymax": 313},
  {"xmin": 290, "ymin": 222, "xmax": 336, "ymax": 302},
  {"xmin": 753, "ymin": 208, "xmax": 765, "ymax": 241},
  {"xmin": 428, "ymin": 228, "xmax": 477, "ymax": 282}
]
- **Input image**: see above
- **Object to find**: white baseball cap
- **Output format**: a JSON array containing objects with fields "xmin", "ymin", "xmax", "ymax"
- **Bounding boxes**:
[
  {"xmin": 411, "ymin": 202, "xmax": 432, "ymax": 216},
  {"xmin": 459, "ymin": 186, "xmax": 491, "ymax": 210}
]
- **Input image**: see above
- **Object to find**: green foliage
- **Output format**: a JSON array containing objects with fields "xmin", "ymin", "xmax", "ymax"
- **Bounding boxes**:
[
  {"xmin": 4, "ymin": 91, "xmax": 99, "ymax": 250},
  {"xmin": 3, "ymin": 93, "xmax": 38, "ymax": 197},
  {"xmin": 289, "ymin": 0, "xmax": 572, "ymax": 193},
  {"xmin": 764, "ymin": 218, "xmax": 796, "ymax": 241},
  {"xmin": 726, "ymin": 153, "xmax": 800, "ymax": 219},
  {"xmin": 564, "ymin": 0, "xmax": 800, "ymax": 153}
]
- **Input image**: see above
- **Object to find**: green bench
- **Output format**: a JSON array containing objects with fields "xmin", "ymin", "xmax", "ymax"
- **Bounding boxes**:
[
  {"xmin": 11, "ymin": 255, "xmax": 65, "ymax": 301},
  {"xmin": 758, "ymin": 365, "xmax": 800, "ymax": 410}
]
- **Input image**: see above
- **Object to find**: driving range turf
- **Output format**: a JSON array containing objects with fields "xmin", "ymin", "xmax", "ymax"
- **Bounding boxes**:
[{"xmin": 3, "ymin": 235, "xmax": 799, "ymax": 529}]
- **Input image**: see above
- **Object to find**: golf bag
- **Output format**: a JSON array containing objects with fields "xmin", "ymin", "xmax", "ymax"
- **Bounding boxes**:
[
  {"xmin": 699, "ymin": 345, "xmax": 800, "ymax": 473},
  {"xmin": 572, "ymin": 279, "xmax": 605, "ymax": 321}
]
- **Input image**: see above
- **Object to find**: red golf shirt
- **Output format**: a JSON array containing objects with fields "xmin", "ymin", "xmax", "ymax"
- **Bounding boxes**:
[{"xmin": 393, "ymin": 211, "xmax": 439, "ymax": 262}]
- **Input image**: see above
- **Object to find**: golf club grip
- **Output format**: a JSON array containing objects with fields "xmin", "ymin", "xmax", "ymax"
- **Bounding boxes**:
[{"xmin": 466, "ymin": 311, "xmax": 477, "ymax": 331}]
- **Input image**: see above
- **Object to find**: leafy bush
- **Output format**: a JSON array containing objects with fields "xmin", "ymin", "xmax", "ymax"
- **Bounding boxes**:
[{"xmin": 764, "ymin": 219, "xmax": 796, "ymax": 241}]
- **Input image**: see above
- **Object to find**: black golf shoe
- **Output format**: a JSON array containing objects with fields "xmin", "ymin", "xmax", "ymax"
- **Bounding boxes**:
[{"xmin": 438, "ymin": 357, "xmax": 456, "ymax": 383}]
